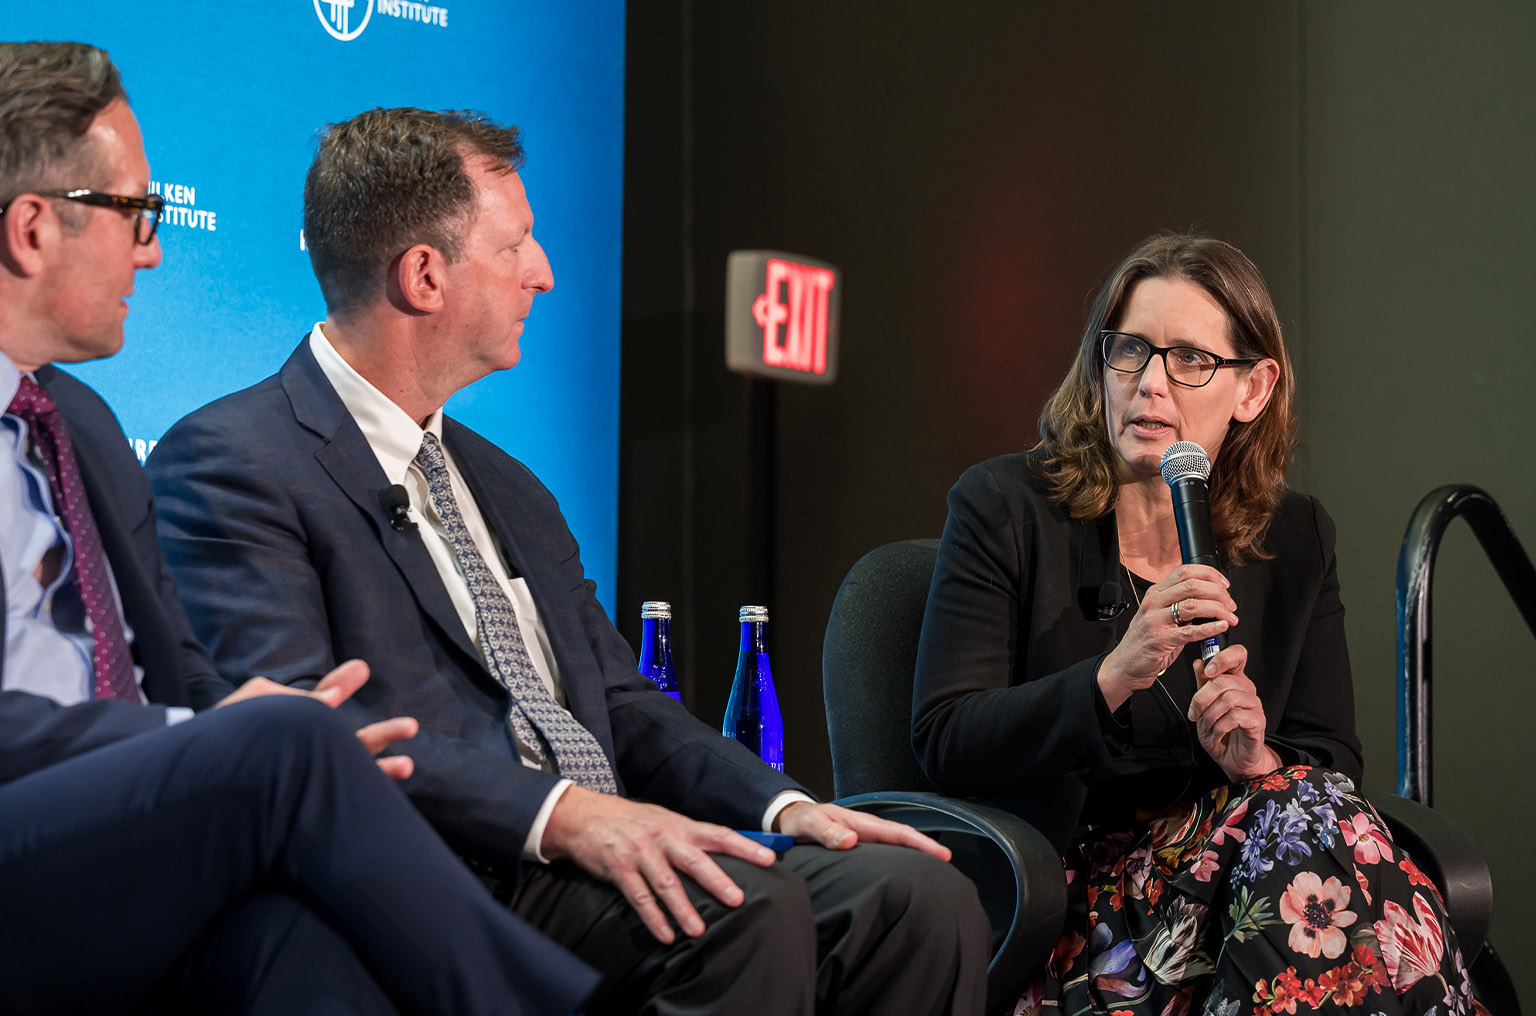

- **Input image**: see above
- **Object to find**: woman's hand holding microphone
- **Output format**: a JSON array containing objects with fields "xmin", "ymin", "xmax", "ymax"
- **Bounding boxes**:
[
  {"xmin": 1190, "ymin": 644, "xmax": 1282, "ymax": 782},
  {"xmin": 1096, "ymin": 563, "xmax": 1279, "ymax": 782},
  {"xmin": 1097, "ymin": 564, "xmax": 1235, "ymax": 710}
]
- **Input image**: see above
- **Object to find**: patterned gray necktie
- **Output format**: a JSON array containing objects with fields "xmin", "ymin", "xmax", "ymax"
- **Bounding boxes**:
[{"xmin": 414, "ymin": 432, "xmax": 617, "ymax": 793}]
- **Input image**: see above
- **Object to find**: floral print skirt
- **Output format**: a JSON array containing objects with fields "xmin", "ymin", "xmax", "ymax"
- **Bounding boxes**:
[{"xmin": 1012, "ymin": 767, "xmax": 1484, "ymax": 1016}]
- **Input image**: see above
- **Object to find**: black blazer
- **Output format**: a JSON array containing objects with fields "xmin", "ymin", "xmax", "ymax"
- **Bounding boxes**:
[
  {"xmin": 148, "ymin": 339, "xmax": 804, "ymax": 878},
  {"xmin": 1, "ymin": 368, "xmax": 229, "ymax": 784},
  {"xmin": 912, "ymin": 451, "xmax": 1363, "ymax": 851}
]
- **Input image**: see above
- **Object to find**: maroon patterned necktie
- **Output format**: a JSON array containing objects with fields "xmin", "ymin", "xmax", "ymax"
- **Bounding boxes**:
[{"xmin": 7, "ymin": 376, "xmax": 138, "ymax": 700}]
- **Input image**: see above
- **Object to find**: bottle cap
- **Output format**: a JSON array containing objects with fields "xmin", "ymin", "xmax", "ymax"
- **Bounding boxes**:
[
  {"xmin": 640, "ymin": 601, "xmax": 672, "ymax": 619},
  {"xmin": 738, "ymin": 605, "xmax": 769, "ymax": 623}
]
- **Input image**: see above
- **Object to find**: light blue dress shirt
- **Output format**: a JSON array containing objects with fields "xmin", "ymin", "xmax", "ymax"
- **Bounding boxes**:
[{"xmin": 0, "ymin": 352, "xmax": 156, "ymax": 708}]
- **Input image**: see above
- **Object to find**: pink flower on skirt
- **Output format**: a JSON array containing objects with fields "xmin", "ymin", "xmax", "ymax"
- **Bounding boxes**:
[
  {"xmin": 1208, "ymin": 798, "xmax": 1248, "ymax": 846},
  {"xmin": 1374, "ymin": 893, "xmax": 1445, "ymax": 993},
  {"xmin": 1339, "ymin": 813, "xmax": 1393, "ymax": 865},
  {"xmin": 1279, "ymin": 871, "xmax": 1357, "ymax": 959},
  {"xmin": 1353, "ymin": 866, "xmax": 1374, "ymax": 907}
]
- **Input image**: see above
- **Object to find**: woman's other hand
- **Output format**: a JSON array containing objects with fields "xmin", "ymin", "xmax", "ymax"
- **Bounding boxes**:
[
  {"xmin": 1098, "ymin": 564, "xmax": 1236, "ymax": 711},
  {"xmin": 1189, "ymin": 644, "xmax": 1282, "ymax": 781}
]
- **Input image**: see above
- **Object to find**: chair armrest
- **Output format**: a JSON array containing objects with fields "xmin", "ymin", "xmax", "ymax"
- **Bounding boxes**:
[
  {"xmin": 836, "ymin": 791, "xmax": 1067, "ymax": 1010},
  {"xmin": 1367, "ymin": 792, "xmax": 1492, "ymax": 958}
]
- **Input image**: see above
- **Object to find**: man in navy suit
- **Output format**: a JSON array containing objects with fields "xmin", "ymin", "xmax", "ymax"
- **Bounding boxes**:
[
  {"xmin": 0, "ymin": 41, "xmax": 597, "ymax": 1015},
  {"xmin": 149, "ymin": 107, "xmax": 989, "ymax": 1014}
]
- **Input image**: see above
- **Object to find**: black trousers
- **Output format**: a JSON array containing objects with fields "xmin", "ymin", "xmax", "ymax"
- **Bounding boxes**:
[
  {"xmin": 511, "ymin": 841, "xmax": 991, "ymax": 1015},
  {"xmin": 0, "ymin": 696, "xmax": 598, "ymax": 1016}
]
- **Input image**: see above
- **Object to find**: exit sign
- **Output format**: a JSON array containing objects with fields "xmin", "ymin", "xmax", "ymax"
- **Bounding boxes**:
[{"xmin": 725, "ymin": 250, "xmax": 841, "ymax": 385}]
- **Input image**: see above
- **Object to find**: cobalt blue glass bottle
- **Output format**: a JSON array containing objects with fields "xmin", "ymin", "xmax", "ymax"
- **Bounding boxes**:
[
  {"xmin": 638, "ymin": 601, "xmax": 682, "ymax": 701},
  {"xmin": 721, "ymin": 605, "xmax": 784, "ymax": 771}
]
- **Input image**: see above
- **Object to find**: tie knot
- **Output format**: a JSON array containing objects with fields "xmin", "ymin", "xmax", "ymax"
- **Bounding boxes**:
[
  {"xmin": 416, "ymin": 430, "xmax": 446, "ymax": 469},
  {"xmin": 7, "ymin": 376, "xmax": 58, "ymax": 420}
]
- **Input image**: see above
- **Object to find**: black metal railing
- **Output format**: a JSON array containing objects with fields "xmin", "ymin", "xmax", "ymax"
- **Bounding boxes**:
[{"xmin": 1396, "ymin": 485, "xmax": 1536, "ymax": 805}]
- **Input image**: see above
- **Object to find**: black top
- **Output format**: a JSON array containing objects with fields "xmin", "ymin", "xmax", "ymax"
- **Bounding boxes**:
[{"xmin": 911, "ymin": 450, "xmax": 1364, "ymax": 851}]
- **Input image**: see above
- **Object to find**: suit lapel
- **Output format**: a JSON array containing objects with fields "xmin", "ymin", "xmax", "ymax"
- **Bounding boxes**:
[
  {"xmin": 444, "ymin": 422, "xmax": 606, "ymax": 728},
  {"xmin": 281, "ymin": 341, "xmax": 482, "ymax": 669},
  {"xmin": 443, "ymin": 422, "xmax": 536, "ymax": 577}
]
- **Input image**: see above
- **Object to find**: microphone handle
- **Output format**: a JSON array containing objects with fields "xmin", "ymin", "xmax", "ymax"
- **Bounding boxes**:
[
  {"xmin": 1169, "ymin": 476, "xmax": 1218, "ymax": 566},
  {"xmin": 1168, "ymin": 476, "xmax": 1225, "ymax": 663}
]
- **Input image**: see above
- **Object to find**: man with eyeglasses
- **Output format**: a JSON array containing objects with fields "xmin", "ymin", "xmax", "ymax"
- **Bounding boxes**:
[{"xmin": 0, "ymin": 40, "xmax": 598, "ymax": 1015}]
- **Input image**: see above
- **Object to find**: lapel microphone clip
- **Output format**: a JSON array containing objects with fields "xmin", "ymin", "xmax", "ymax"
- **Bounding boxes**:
[
  {"xmin": 1095, "ymin": 581, "xmax": 1129, "ymax": 621},
  {"xmin": 382, "ymin": 484, "xmax": 417, "ymax": 533}
]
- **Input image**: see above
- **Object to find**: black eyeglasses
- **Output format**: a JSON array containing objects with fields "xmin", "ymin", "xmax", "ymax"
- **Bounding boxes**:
[
  {"xmin": 4, "ymin": 189, "xmax": 165, "ymax": 245},
  {"xmin": 1100, "ymin": 330, "xmax": 1259, "ymax": 388}
]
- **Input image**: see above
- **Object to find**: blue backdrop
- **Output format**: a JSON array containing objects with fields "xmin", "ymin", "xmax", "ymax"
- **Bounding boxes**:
[{"xmin": 10, "ymin": 1, "xmax": 626, "ymax": 614}]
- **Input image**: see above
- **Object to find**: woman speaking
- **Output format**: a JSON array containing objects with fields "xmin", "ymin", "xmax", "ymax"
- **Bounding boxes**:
[{"xmin": 912, "ymin": 234, "xmax": 1480, "ymax": 1016}]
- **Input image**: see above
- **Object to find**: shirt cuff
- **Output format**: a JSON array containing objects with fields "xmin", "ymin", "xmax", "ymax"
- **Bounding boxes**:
[
  {"xmin": 164, "ymin": 706, "xmax": 195, "ymax": 726},
  {"xmin": 761, "ymin": 790, "xmax": 817, "ymax": 832},
  {"xmin": 522, "ymin": 778, "xmax": 575, "ymax": 863}
]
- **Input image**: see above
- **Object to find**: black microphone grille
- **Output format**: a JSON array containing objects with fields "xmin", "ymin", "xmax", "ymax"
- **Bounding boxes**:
[{"xmin": 1159, "ymin": 441, "xmax": 1210, "ymax": 486}]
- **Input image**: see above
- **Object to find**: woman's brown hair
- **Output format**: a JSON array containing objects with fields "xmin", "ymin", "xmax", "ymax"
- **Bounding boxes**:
[{"xmin": 1036, "ymin": 233, "xmax": 1295, "ymax": 561}]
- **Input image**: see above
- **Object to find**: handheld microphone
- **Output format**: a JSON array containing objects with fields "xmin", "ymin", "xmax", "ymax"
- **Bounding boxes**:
[
  {"xmin": 1159, "ymin": 441, "xmax": 1224, "ymax": 664},
  {"xmin": 382, "ymin": 484, "xmax": 417, "ymax": 533}
]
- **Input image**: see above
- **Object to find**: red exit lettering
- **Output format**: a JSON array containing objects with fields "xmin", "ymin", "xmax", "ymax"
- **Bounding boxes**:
[{"xmin": 751, "ymin": 258, "xmax": 835, "ymax": 375}]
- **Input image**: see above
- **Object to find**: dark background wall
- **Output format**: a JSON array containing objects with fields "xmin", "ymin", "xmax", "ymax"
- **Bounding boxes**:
[{"xmin": 620, "ymin": 1, "xmax": 1534, "ymax": 999}]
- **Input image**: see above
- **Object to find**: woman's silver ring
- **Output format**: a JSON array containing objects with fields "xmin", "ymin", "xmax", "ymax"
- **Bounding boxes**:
[{"xmin": 1170, "ymin": 601, "xmax": 1184, "ymax": 626}]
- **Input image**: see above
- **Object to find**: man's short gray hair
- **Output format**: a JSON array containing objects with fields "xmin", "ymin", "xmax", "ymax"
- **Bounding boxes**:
[{"xmin": 0, "ymin": 41, "xmax": 126, "ymax": 214}]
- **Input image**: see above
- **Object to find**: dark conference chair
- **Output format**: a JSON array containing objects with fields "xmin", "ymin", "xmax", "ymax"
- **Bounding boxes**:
[
  {"xmin": 823, "ymin": 539, "xmax": 1066, "ymax": 1011},
  {"xmin": 823, "ymin": 537, "xmax": 1506, "ymax": 1013}
]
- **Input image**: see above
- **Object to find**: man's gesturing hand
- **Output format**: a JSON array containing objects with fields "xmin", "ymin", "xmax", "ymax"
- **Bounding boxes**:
[
  {"xmin": 540, "ymin": 786, "xmax": 777, "ymax": 944},
  {"xmin": 774, "ymin": 801, "xmax": 952, "ymax": 860},
  {"xmin": 214, "ymin": 659, "xmax": 419, "ymax": 779}
]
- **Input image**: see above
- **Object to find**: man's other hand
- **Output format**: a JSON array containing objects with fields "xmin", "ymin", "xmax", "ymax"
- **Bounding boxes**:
[{"xmin": 774, "ymin": 801, "xmax": 952, "ymax": 860}]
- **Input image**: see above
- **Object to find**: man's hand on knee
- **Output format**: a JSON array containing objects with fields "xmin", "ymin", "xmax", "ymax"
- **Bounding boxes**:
[
  {"xmin": 774, "ymin": 802, "xmax": 953, "ymax": 860},
  {"xmin": 541, "ymin": 786, "xmax": 777, "ymax": 944}
]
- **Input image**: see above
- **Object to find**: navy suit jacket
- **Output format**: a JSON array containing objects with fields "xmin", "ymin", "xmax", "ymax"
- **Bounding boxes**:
[
  {"xmin": 149, "ymin": 340, "xmax": 803, "ymax": 877},
  {"xmin": 0, "ymin": 367, "xmax": 230, "ymax": 785}
]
